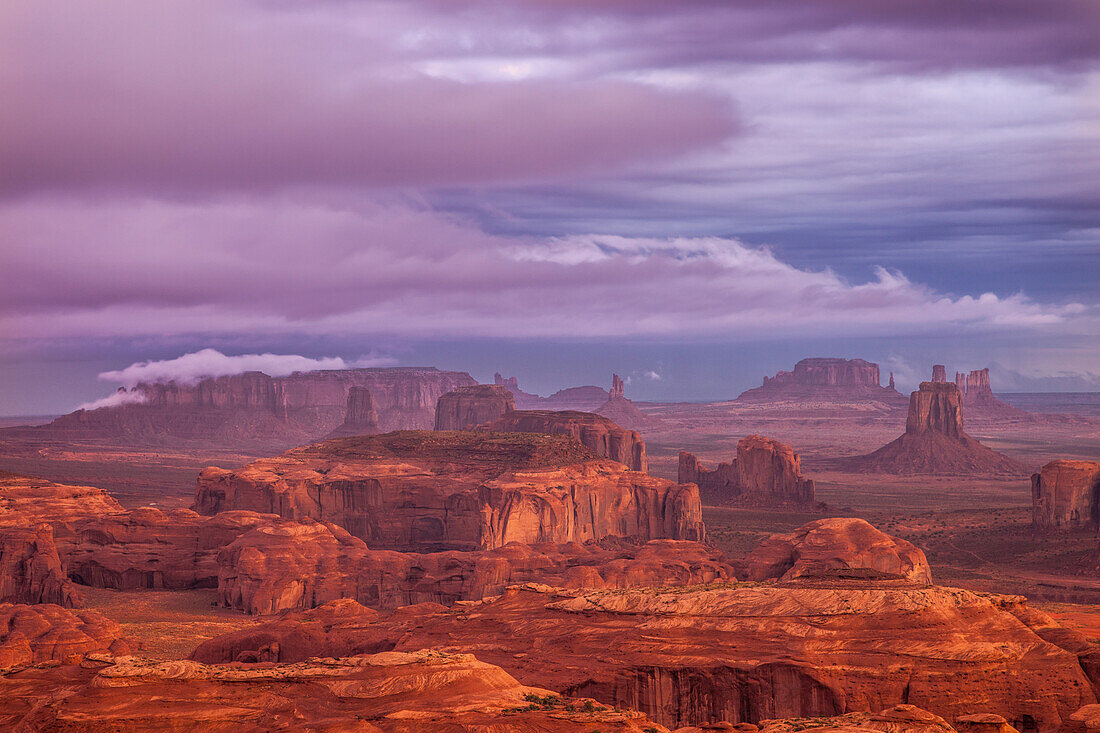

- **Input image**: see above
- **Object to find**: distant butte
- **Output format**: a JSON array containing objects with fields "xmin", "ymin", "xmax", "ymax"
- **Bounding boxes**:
[
  {"xmin": 679, "ymin": 434, "xmax": 817, "ymax": 508},
  {"xmin": 736, "ymin": 357, "xmax": 907, "ymax": 404},
  {"xmin": 836, "ymin": 382, "xmax": 1027, "ymax": 476}
]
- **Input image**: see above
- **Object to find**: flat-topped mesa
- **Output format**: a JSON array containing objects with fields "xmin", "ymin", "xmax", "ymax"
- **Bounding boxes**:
[
  {"xmin": 1031, "ymin": 460, "xmax": 1100, "ymax": 530},
  {"xmin": 40, "ymin": 367, "xmax": 476, "ymax": 448},
  {"xmin": 481, "ymin": 410, "xmax": 647, "ymax": 472},
  {"xmin": 746, "ymin": 518, "xmax": 932, "ymax": 584},
  {"xmin": 595, "ymin": 373, "xmax": 647, "ymax": 430},
  {"xmin": 737, "ymin": 357, "xmax": 905, "ymax": 403},
  {"xmin": 838, "ymin": 383, "xmax": 1026, "ymax": 476},
  {"xmin": 215, "ymin": 520, "xmax": 734, "ymax": 614},
  {"xmin": 679, "ymin": 435, "xmax": 815, "ymax": 507},
  {"xmin": 907, "ymin": 381, "xmax": 964, "ymax": 438},
  {"xmin": 324, "ymin": 386, "xmax": 379, "ymax": 439},
  {"xmin": 434, "ymin": 384, "xmax": 515, "ymax": 430},
  {"xmin": 193, "ymin": 430, "xmax": 701, "ymax": 551}
]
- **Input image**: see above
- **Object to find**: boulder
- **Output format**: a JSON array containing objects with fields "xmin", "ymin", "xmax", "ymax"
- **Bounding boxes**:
[
  {"xmin": 193, "ymin": 431, "xmax": 701, "ymax": 551},
  {"xmin": 434, "ymin": 384, "xmax": 515, "ymax": 430},
  {"xmin": 745, "ymin": 518, "xmax": 932, "ymax": 583},
  {"xmin": 1031, "ymin": 460, "xmax": 1100, "ymax": 529},
  {"xmin": 678, "ymin": 435, "xmax": 815, "ymax": 507},
  {"xmin": 482, "ymin": 410, "xmax": 648, "ymax": 471}
]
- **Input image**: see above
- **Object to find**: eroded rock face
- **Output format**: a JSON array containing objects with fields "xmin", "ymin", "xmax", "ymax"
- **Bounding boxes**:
[
  {"xmin": 483, "ymin": 410, "xmax": 648, "ymax": 472},
  {"xmin": 324, "ymin": 386, "xmax": 380, "ymax": 438},
  {"xmin": 41, "ymin": 367, "xmax": 477, "ymax": 448},
  {"xmin": 678, "ymin": 435, "xmax": 815, "ymax": 507},
  {"xmin": 746, "ymin": 518, "xmax": 932, "ymax": 584},
  {"xmin": 0, "ymin": 603, "xmax": 129, "ymax": 668},
  {"xmin": 755, "ymin": 704, "xmax": 957, "ymax": 733},
  {"xmin": 1031, "ymin": 460, "xmax": 1100, "ymax": 529},
  {"xmin": 839, "ymin": 383, "xmax": 1026, "ymax": 476},
  {"xmin": 193, "ymin": 583, "xmax": 1096, "ymax": 731},
  {"xmin": 193, "ymin": 431, "xmax": 700, "ymax": 551},
  {"xmin": 596, "ymin": 373, "xmax": 648, "ymax": 430},
  {"xmin": 932, "ymin": 365, "xmax": 948, "ymax": 383},
  {"xmin": 0, "ymin": 525, "xmax": 80, "ymax": 607},
  {"xmin": 215, "ymin": 519, "xmax": 733, "ymax": 614},
  {"xmin": 0, "ymin": 650, "xmax": 660, "ymax": 731},
  {"xmin": 434, "ymin": 384, "xmax": 515, "ymax": 430}
]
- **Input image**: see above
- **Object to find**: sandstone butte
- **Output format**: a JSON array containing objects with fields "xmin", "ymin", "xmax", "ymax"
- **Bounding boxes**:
[
  {"xmin": 838, "ymin": 382, "xmax": 1027, "ymax": 476},
  {"xmin": 931, "ymin": 365, "xmax": 1029, "ymax": 418},
  {"xmin": 481, "ymin": 409, "xmax": 649, "ymax": 472},
  {"xmin": 1032, "ymin": 460, "xmax": 1100, "ymax": 529},
  {"xmin": 736, "ymin": 357, "xmax": 906, "ymax": 404},
  {"xmin": 24, "ymin": 366, "xmax": 477, "ymax": 449},
  {"xmin": 0, "ymin": 649, "xmax": 667, "ymax": 732},
  {"xmin": 493, "ymin": 371, "xmax": 611, "ymax": 411},
  {"xmin": 193, "ymin": 430, "xmax": 693, "ymax": 550},
  {"xmin": 679, "ymin": 435, "xmax": 816, "ymax": 507},
  {"xmin": 596, "ymin": 373, "xmax": 649, "ymax": 431},
  {"xmin": 745, "ymin": 517, "xmax": 932, "ymax": 584},
  {"xmin": 216, "ymin": 519, "xmax": 735, "ymax": 614},
  {"xmin": 190, "ymin": 580, "xmax": 1096, "ymax": 731},
  {"xmin": 324, "ymin": 385, "xmax": 380, "ymax": 438},
  {"xmin": 433, "ymin": 383, "xmax": 516, "ymax": 430}
]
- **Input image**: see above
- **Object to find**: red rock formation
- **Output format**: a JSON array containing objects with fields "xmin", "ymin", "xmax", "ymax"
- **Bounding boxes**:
[
  {"xmin": 0, "ymin": 650, "xmax": 660, "ymax": 731},
  {"xmin": 746, "ymin": 518, "xmax": 932, "ymax": 583},
  {"xmin": 483, "ymin": 410, "xmax": 648, "ymax": 471},
  {"xmin": 40, "ymin": 367, "xmax": 476, "ymax": 448},
  {"xmin": 1031, "ymin": 460, "xmax": 1100, "ymax": 529},
  {"xmin": 738, "ymin": 358, "xmax": 906, "ymax": 404},
  {"xmin": 193, "ymin": 431, "xmax": 700, "ymax": 551},
  {"xmin": 597, "ymin": 373, "xmax": 648, "ymax": 430},
  {"xmin": 493, "ymin": 372, "xmax": 610, "ymax": 411},
  {"xmin": 434, "ymin": 384, "xmax": 515, "ymax": 430},
  {"xmin": 193, "ymin": 583, "xmax": 1097, "ymax": 730},
  {"xmin": 755, "ymin": 705, "xmax": 957, "ymax": 733},
  {"xmin": 0, "ymin": 525, "xmax": 80, "ymax": 607},
  {"xmin": 0, "ymin": 603, "xmax": 129, "ymax": 667},
  {"xmin": 839, "ymin": 383, "xmax": 1026, "ymax": 476},
  {"xmin": 678, "ymin": 435, "xmax": 815, "ymax": 507},
  {"xmin": 924, "ymin": 365, "xmax": 1027, "ymax": 418},
  {"xmin": 932, "ymin": 365, "xmax": 948, "ymax": 383},
  {"xmin": 215, "ymin": 519, "xmax": 733, "ymax": 614},
  {"xmin": 0, "ymin": 472, "xmax": 125, "ymax": 555},
  {"xmin": 324, "ymin": 386, "xmax": 379, "ymax": 438}
]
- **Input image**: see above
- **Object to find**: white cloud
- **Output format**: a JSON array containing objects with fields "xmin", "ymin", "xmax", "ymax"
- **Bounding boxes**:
[{"xmin": 77, "ymin": 388, "xmax": 148, "ymax": 411}]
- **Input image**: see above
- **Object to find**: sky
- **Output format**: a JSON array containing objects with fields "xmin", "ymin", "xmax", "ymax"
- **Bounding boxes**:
[{"xmin": 1, "ymin": 0, "xmax": 1098, "ymax": 415}]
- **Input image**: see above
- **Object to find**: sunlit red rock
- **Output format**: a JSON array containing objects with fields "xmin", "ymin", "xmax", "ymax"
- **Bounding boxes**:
[
  {"xmin": 753, "ymin": 705, "xmax": 957, "ymax": 733},
  {"xmin": 0, "ymin": 524, "xmax": 80, "ymax": 607},
  {"xmin": 0, "ymin": 603, "xmax": 130, "ymax": 668},
  {"xmin": 678, "ymin": 435, "xmax": 815, "ymax": 507},
  {"xmin": 482, "ymin": 409, "xmax": 648, "ymax": 471},
  {"xmin": 434, "ymin": 384, "xmax": 515, "ymax": 430},
  {"xmin": 746, "ymin": 518, "xmax": 932, "ymax": 583},
  {"xmin": 193, "ymin": 430, "xmax": 700, "ymax": 550},
  {"xmin": 1031, "ymin": 460, "xmax": 1100, "ymax": 529}
]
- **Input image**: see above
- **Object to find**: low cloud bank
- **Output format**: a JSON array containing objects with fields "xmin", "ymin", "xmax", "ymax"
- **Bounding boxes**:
[
  {"xmin": 77, "ymin": 388, "xmax": 149, "ymax": 411},
  {"xmin": 98, "ymin": 348, "xmax": 393, "ymax": 387}
]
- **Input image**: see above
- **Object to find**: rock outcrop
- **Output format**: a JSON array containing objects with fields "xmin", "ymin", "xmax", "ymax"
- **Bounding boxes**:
[
  {"xmin": 216, "ymin": 519, "xmax": 734, "ymax": 614},
  {"xmin": 37, "ymin": 367, "xmax": 476, "ymax": 448},
  {"xmin": 193, "ymin": 582, "xmax": 1097, "ymax": 730},
  {"xmin": 0, "ymin": 650, "xmax": 661, "ymax": 731},
  {"xmin": 324, "ymin": 386, "xmax": 380, "ymax": 438},
  {"xmin": 925, "ymin": 365, "xmax": 1028, "ymax": 418},
  {"xmin": 434, "ymin": 384, "xmax": 515, "ymax": 430},
  {"xmin": 1031, "ymin": 460, "xmax": 1100, "ymax": 529},
  {"xmin": 0, "ymin": 525, "xmax": 80, "ymax": 607},
  {"xmin": 746, "ymin": 518, "xmax": 932, "ymax": 584},
  {"xmin": 194, "ymin": 431, "xmax": 701, "ymax": 551},
  {"xmin": 596, "ymin": 373, "xmax": 648, "ymax": 430},
  {"xmin": 493, "ymin": 372, "xmax": 610, "ymax": 411},
  {"xmin": 932, "ymin": 364, "xmax": 948, "ymax": 383},
  {"xmin": 738, "ymin": 358, "xmax": 906, "ymax": 404},
  {"xmin": 838, "ymin": 383, "xmax": 1026, "ymax": 476},
  {"xmin": 482, "ymin": 410, "xmax": 648, "ymax": 471},
  {"xmin": 678, "ymin": 435, "xmax": 816, "ymax": 507},
  {"xmin": 0, "ymin": 603, "xmax": 129, "ymax": 668},
  {"xmin": 755, "ymin": 705, "xmax": 958, "ymax": 733}
]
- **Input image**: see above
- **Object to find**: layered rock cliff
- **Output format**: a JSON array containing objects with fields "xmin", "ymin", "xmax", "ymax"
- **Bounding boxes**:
[
  {"xmin": 737, "ymin": 358, "xmax": 906, "ymax": 404},
  {"xmin": 678, "ymin": 435, "xmax": 816, "ymax": 507},
  {"xmin": 482, "ymin": 410, "xmax": 648, "ymax": 472},
  {"xmin": 434, "ymin": 384, "xmax": 515, "ymax": 430},
  {"xmin": 1031, "ymin": 460, "xmax": 1100, "ymax": 529},
  {"xmin": 193, "ymin": 431, "xmax": 701, "ymax": 551},
  {"xmin": 192, "ymin": 582, "xmax": 1097, "ymax": 730},
  {"xmin": 40, "ymin": 367, "xmax": 476, "ymax": 448},
  {"xmin": 216, "ymin": 519, "xmax": 733, "ymax": 614},
  {"xmin": 838, "ymin": 383, "xmax": 1026, "ymax": 476}
]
